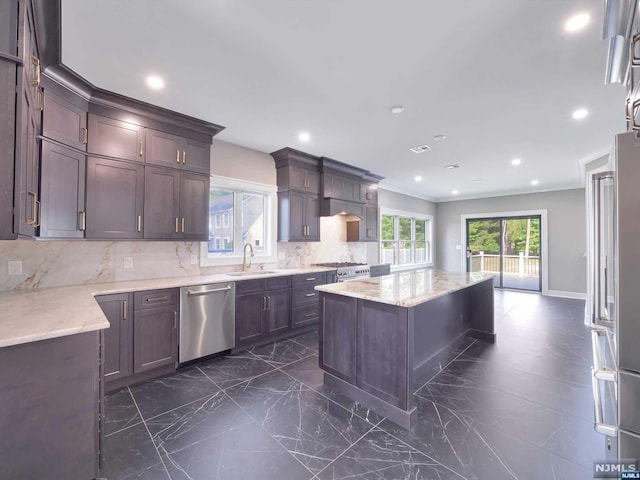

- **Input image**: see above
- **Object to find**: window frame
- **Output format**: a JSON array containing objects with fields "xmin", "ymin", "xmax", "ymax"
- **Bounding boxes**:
[
  {"xmin": 200, "ymin": 175, "xmax": 277, "ymax": 267},
  {"xmin": 380, "ymin": 207, "xmax": 434, "ymax": 271}
]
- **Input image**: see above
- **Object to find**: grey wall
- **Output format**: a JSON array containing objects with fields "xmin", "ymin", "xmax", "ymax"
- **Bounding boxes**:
[
  {"xmin": 211, "ymin": 139, "xmax": 276, "ymax": 185},
  {"xmin": 378, "ymin": 189, "xmax": 436, "ymax": 216},
  {"xmin": 436, "ymin": 188, "xmax": 586, "ymax": 294}
]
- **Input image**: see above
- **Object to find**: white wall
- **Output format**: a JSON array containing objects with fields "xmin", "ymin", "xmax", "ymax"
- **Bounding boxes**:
[{"xmin": 436, "ymin": 188, "xmax": 586, "ymax": 295}]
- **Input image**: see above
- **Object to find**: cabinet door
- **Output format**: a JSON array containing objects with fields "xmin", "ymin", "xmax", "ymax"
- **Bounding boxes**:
[
  {"xmin": 97, "ymin": 293, "xmax": 133, "ymax": 382},
  {"xmin": 179, "ymin": 172, "xmax": 210, "ymax": 240},
  {"xmin": 0, "ymin": 58, "xmax": 16, "ymax": 239},
  {"xmin": 13, "ymin": 73, "xmax": 41, "ymax": 236},
  {"xmin": 144, "ymin": 166, "xmax": 180, "ymax": 239},
  {"xmin": 303, "ymin": 193, "xmax": 320, "ymax": 241},
  {"xmin": 235, "ymin": 293, "xmax": 267, "ymax": 345},
  {"xmin": 363, "ymin": 204, "xmax": 378, "ymax": 241},
  {"xmin": 289, "ymin": 166, "xmax": 319, "ymax": 193},
  {"xmin": 42, "ymin": 88, "xmax": 87, "ymax": 151},
  {"xmin": 287, "ymin": 190, "xmax": 306, "ymax": 241},
  {"xmin": 145, "ymin": 128, "xmax": 181, "ymax": 169},
  {"xmin": 86, "ymin": 157, "xmax": 144, "ymax": 239},
  {"xmin": 320, "ymin": 293, "xmax": 357, "ymax": 384},
  {"xmin": 133, "ymin": 305, "xmax": 178, "ymax": 374},
  {"xmin": 182, "ymin": 138, "xmax": 210, "ymax": 174},
  {"xmin": 266, "ymin": 289, "xmax": 290, "ymax": 334},
  {"xmin": 39, "ymin": 141, "xmax": 86, "ymax": 238},
  {"xmin": 0, "ymin": 0, "xmax": 18, "ymax": 56},
  {"xmin": 361, "ymin": 184, "xmax": 378, "ymax": 204},
  {"xmin": 87, "ymin": 113, "xmax": 144, "ymax": 162}
]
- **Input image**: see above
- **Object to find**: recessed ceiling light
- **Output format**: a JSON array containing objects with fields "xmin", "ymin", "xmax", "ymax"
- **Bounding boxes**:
[
  {"xmin": 298, "ymin": 132, "xmax": 310, "ymax": 142},
  {"xmin": 433, "ymin": 134, "xmax": 447, "ymax": 141},
  {"xmin": 572, "ymin": 108, "xmax": 589, "ymax": 120},
  {"xmin": 565, "ymin": 12, "xmax": 590, "ymax": 32},
  {"xmin": 409, "ymin": 144, "xmax": 431, "ymax": 154},
  {"xmin": 474, "ymin": 179, "xmax": 482, "ymax": 183},
  {"xmin": 146, "ymin": 75, "xmax": 165, "ymax": 90},
  {"xmin": 531, "ymin": 180, "xmax": 539, "ymax": 186},
  {"xmin": 444, "ymin": 164, "xmax": 461, "ymax": 169},
  {"xmin": 390, "ymin": 105, "xmax": 405, "ymax": 114},
  {"xmin": 452, "ymin": 190, "xmax": 459, "ymax": 195},
  {"xmin": 415, "ymin": 176, "xmax": 422, "ymax": 182},
  {"xmin": 511, "ymin": 158, "xmax": 521, "ymax": 166}
]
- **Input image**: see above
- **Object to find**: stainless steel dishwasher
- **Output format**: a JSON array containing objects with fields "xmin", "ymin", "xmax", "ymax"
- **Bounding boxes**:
[{"xmin": 179, "ymin": 282, "xmax": 235, "ymax": 363}]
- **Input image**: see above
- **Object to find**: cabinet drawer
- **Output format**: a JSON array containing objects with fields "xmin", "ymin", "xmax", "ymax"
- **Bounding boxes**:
[
  {"xmin": 292, "ymin": 272, "xmax": 326, "ymax": 287},
  {"xmin": 266, "ymin": 275, "xmax": 291, "ymax": 291},
  {"xmin": 293, "ymin": 285, "xmax": 320, "ymax": 307},
  {"xmin": 235, "ymin": 279, "xmax": 265, "ymax": 295},
  {"xmin": 292, "ymin": 304, "xmax": 319, "ymax": 328},
  {"xmin": 134, "ymin": 288, "xmax": 178, "ymax": 310}
]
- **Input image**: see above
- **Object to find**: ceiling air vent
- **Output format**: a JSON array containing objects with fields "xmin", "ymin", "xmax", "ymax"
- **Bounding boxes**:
[{"xmin": 409, "ymin": 144, "xmax": 431, "ymax": 154}]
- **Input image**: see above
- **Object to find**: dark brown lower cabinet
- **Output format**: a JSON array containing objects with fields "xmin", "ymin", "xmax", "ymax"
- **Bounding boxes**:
[
  {"xmin": 0, "ymin": 57, "xmax": 17, "ymax": 239},
  {"xmin": 235, "ymin": 277, "xmax": 291, "ymax": 347},
  {"xmin": 319, "ymin": 293, "xmax": 357, "ymax": 384},
  {"xmin": 96, "ymin": 293, "xmax": 133, "ymax": 382},
  {"xmin": 97, "ymin": 288, "xmax": 178, "ymax": 391},
  {"xmin": 291, "ymin": 272, "xmax": 327, "ymax": 328},
  {"xmin": 0, "ymin": 331, "xmax": 100, "ymax": 480}
]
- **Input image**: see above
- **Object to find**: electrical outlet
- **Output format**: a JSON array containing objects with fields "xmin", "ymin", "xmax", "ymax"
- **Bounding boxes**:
[
  {"xmin": 123, "ymin": 256, "xmax": 134, "ymax": 269},
  {"xmin": 278, "ymin": 251, "xmax": 285, "ymax": 260},
  {"xmin": 8, "ymin": 260, "xmax": 22, "ymax": 276},
  {"xmin": 190, "ymin": 254, "xmax": 198, "ymax": 265},
  {"xmin": 455, "ymin": 245, "xmax": 461, "ymax": 250}
]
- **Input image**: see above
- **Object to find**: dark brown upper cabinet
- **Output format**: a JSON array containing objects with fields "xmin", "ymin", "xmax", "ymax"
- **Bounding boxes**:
[
  {"xmin": 347, "ymin": 204, "xmax": 379, "ymax": 242},
  {"xmin": 85, "ymin": 157, "xmax": 144, "ymax": 239},
  {"xmin": 39, "ymin": 140, "xmax": 86, "ymax": 239},
  {"xmin": 87, "ymin": 113, "xmax": 145, "ymax": 162},
  {"xmin": 179, "ymin": 172, "xmax": 210, "ymax": 240},
  {"xmin": 42, "ymin": 77, "xmax": 88, "ymax": 151},
  {"xmin": 145, "ymin": 128, "xmax": 210, "ymax": 174}
]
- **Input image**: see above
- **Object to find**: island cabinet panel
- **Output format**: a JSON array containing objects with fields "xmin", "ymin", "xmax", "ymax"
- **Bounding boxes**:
[
  {"xmin": 0, "ymin": 331, "xmax": 100, "ymax": 480},
  {"xmin": 133, "ymin": 305, "xmax": 178, "ymax": 373},
  {"xmin": 97, "ymin": 292, "xmax": 133, "ymax": 382},
  {"xmin": 356, "ymin": 300, "xmax": 410, "ymax": 409},
  {"xmin": 319, "ymin": 293, "xmax": 357, "ymax": 384}
]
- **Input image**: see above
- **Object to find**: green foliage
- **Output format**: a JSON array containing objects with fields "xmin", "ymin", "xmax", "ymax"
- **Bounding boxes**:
[{"xmin": 468, "ymin": 218, "xmax": 540, "ymax": 255}]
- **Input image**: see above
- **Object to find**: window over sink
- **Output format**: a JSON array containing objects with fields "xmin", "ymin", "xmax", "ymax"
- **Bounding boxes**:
[
  {"xmin": 200, "ymin": 176, "xmax": 277, "ymax": 266},
  {"xmin": 380, "ymin": 208, "xmax": 433, "ymax": 268}
]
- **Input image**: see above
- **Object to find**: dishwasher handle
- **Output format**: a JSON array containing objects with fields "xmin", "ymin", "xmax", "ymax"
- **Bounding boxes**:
[{"xmin": 186, "ymin": 285, "xmax": 232, "ymax": 296}]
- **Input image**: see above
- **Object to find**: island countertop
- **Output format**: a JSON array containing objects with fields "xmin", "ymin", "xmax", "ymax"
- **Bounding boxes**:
[{"xmin": 315, "ymin": 269, "xmax": 494, "ymax": 307}]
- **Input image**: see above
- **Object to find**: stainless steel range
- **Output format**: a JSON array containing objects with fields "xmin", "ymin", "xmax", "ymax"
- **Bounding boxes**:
[{"xmin": 314, "ymin": 262, "xmax": 370, "ymax": 282}]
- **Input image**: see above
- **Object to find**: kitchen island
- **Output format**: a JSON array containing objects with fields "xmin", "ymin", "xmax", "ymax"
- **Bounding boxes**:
[{"xmin": 315, "ymin": 269, "xmax": 495, "ymax": 429}]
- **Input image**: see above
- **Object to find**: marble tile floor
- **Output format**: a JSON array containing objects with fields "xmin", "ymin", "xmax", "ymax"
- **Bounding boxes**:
[{"xmin": 101, "ymin": 290, "xmax": 603, "ymax": 480}]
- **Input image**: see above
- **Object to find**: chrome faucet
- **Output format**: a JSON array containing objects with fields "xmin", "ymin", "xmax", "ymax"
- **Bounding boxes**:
[{"xmin": 242, "ymin": 243, "xmax": 254, "ymax": 271}]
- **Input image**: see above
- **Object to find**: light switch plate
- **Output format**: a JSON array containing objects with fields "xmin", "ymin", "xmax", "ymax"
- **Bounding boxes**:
[
  {"xmin": 8, "ymin": 260, "xmax": 22, "ymax": 276},
  {"xmin": 278, "ymin": 252, "xmax": 285, "ymax": 260},
  {"xmin": 190, "ymin": 254, "xmax": 198, "ymax": 265},
  {"xmin": 123, "ymin": 256, "xmax": 134, "ymax": 269},
  {"xmin": 455, "ymin": 245, "xmax": 461, "ymax": 250}
]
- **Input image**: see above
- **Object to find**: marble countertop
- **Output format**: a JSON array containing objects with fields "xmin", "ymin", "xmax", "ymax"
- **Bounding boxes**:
[
  {"xmin": 315, "ymin": 269, "xmax": 494, "ymax": 307},
  {"xmin": 0, "ymin": 267, "xmax": 335, "ymax": 349}
]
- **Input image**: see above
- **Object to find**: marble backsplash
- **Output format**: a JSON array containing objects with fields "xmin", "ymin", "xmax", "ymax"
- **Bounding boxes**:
[{"xmin": 0, "ymin": 217, "xmax": 375, "ymax": 291}]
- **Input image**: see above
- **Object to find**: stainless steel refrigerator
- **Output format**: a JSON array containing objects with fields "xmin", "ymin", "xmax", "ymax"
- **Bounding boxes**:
[{"xmin": 591, "ymin": 130, "xmax": 640, "ymax": 458}]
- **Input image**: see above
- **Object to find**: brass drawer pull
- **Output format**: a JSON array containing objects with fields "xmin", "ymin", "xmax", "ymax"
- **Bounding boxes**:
[
  {"xmin": 305, "ymin": 293, "xmax": 316, "ymax": 297},
  {"xmin": 123, "ymin": 300, "xmax": 127, "ymax": 320},
  {"xmin": 146, "ymin": 296, "xmax": 169, "ymax": 303},
  {"xmin": 304, "ymin": 313, "xmax": 316, "ymax": 318},
  {"xmin": 305, "ymin": 277, "xmax": 316, "ymax": 281}
]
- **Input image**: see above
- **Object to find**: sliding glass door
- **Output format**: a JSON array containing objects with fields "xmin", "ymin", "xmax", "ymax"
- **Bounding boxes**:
[{"xmin": 466, "ymin": 216, "xmax": 541, "ymax": 292}]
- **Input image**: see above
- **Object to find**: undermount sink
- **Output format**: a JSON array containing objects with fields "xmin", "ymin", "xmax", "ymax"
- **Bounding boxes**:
[{"xmin": 226, "ymin": 270, "xmax": 277, "ymax": 277}]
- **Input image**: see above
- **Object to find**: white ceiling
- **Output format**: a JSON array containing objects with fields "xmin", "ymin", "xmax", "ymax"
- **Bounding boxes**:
[{"xmin": 61, "ymin": 0, "xmax": 626, "ymax": 202}]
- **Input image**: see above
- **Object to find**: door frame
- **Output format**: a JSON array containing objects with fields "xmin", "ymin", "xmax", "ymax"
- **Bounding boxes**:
[{"xmin": 460, "ymin": 209, "xmax": 549, "ymax": 295}]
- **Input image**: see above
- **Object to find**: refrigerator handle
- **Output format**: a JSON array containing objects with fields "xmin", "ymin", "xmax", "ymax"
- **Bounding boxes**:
[
  {"xmin": 591, "ymin": 366, "xmax": 618, "ymax": 437},
  {"xmin": 592, "ymin": 171, "xmax": 616, "ymax": 329}
]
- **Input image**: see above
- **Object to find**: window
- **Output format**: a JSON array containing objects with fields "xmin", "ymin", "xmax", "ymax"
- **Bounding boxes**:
[
  {"xmin": 380, "ymin": 209, "xmax": 433, "ymax": 266},
  {"xmin": 200, "ymin": 176, "xmax": 277, "ymax": 266}
]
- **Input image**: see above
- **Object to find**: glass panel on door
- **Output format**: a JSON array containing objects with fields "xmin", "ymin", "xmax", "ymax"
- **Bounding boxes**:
[
  {"xmin": 466, "ymin": 219, "xmax": 501, "ymax": 287},
  {"xmin": 502, "ymin": 217, "xmax": 541, "ymax": 291}
]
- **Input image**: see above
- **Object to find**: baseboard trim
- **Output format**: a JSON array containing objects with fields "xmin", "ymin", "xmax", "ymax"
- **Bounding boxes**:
[{"xmin": 546, "ymin": 290, "xmax": 586, "ymax": 300}]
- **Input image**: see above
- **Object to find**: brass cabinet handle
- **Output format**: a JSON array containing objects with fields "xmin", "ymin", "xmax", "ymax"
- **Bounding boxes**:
[
  {"xmin": 175, "ymin": 217, "xmax": 179, "ymax": 233},
  {"xmin": 262, "ymin": 296, "xmax": 267, "ymax": 311},
  {"xmin": 139, "ymin": 141, "xmax": 144, "ymax": 156},
  {"xmin": 305, "ymin": 293, "xmax": 316, "ymax": 297},
  {"xmin": 37, "ymin": 88, "xmax": 44, "ymax": 112},
  {"xmin": 81, "ymin": 127, "xmax": 88, "ymax": 145},
  {"xmin": 367, "ymin": 228, "xmax": 372, "ymax": 237},
  {"xmin": 304, "ymin": 313, "xmax": 315, "ymax": 318},
  {"xmin": 176, "ymin": 150, "xmax": 180, "ymax": 164},
  {"xmin": 26, "ymin": 191, "xmax": 37, "ymax": 226},
  {"xmin": 182, "ymin": 150, "xmax": 186, "ymax": 164},
  {"xmin": 366, "ymin": 192, "xmax": 372, "ymax": 200},
  {"xmin": 79, "ymin": 211, "xmax": 86, "ymax": 231},
  {"xmin": 306, "ymin": 277, "xmax": 316, "ymax": 281},
  {"xmin": 266, "ymin": 296, "xmax": 271, "ymax": 311},
  {"xmin": 137, "ymin": 215, "xmax": 142, "ymax": 232},
  {"xmin": 31, "ymin": 56, "xmax": 40, "ymax": 87},
  {"xmin": 181, "ymin": 217, "xmax": 185, "ymax": 233},
  {"xmin": 146, "ymin": 296, "xmax": 169, "ymax": 302},
  {"xmin": 173, "ymin": 311, "xmax": 177, "ymax": 329},
  {"xmin": 123, "ymin": 300, "xmax": 127, "ymax": 320}
]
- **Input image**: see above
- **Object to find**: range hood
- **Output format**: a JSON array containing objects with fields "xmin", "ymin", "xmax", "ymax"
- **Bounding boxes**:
[{"xmin": 322, "ymin": 198, "xmax": 364, "ymax": 218}]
